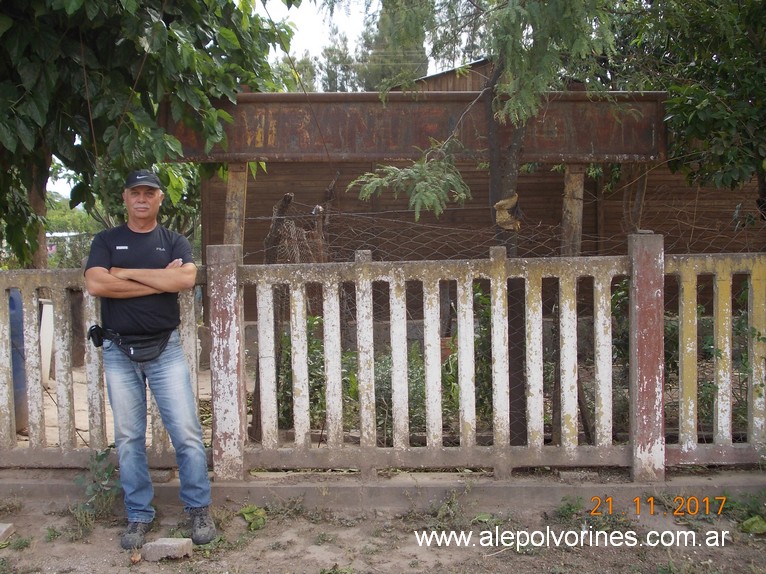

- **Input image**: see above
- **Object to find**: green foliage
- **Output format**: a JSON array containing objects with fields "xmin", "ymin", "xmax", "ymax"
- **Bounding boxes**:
[
  {"xmin": 373, "ymin": 342, "xmax": 427, "ymax": 446},
  {"xmin": 551, "ymin": 495, "xmax": 584, "ymax": 524},
  {"xmin": 611, "ymin": 278, "xmax": 683, "ymax": 372},
  {"xmin": 0, "ymin": 172, "xmax": 42, "ymax": 264},
  {"xmin": 317, "ymin": 27, "xmax": 356, "ymax": 93},
  {"xmin": 276, "ymin": 315, "xmax": 360, "ymax": 431},
  {"xmin": 354, "ymin": 0, "xmax": 429, "ymax": 92},
  {"xmin": 73, "ymin": 448, "xmax": 121, "ymax": 520},
  {"xmin": 238, "ymin": 504, "xmax": 267, "ymax": 531},
  {"xmin": 486, "ymin": 0, "xmax": 616, "ymax": 124},
  {"xmin": 0, "ymin": 0, "xmax": 292, "ymax": 263},
  {"xmin": 613, "ymin": 0, "xmax": 765, "ymax": 207},
  {"xmin": 7, "ymin": 536, "xmax": 31, "ymax": 551},
  {"xmin": 44, "ymin": 527, "xmax": 62, "ymax": 542},
  {"xmin": 441, "ymin": 284, "xmax": 494, "ymax": 432},
  {"xmin": 348, "ymin": 141, "xmax": 472, "ymax": 220}
]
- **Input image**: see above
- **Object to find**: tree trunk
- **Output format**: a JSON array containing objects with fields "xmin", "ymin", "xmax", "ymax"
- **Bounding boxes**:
[
  {"xmin": 28, "ymin": 151, "xmax": 52, "ymax": 270},
  {"xmin": 485, "ymin": 62, "xmax": 528, "ymax": 448}
]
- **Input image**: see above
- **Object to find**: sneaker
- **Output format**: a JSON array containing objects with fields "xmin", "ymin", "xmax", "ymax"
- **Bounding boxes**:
[
  {"xmin": 120, "ymin": 521, "xmax": 152, "ymax": 550},
  {"xmin": 189, "ymin": 506, "xmax": 217, "ymax": 545}
]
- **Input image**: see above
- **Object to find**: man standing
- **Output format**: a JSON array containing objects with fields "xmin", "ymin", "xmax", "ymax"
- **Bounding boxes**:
[{"xmin": 84, "ymin": 169, "xmax": 216, "ymax": 549}]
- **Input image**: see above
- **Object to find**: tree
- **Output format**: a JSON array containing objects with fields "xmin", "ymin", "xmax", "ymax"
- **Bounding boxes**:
[
  {"xmin": 354, "ymin": 0, "xmax": 429, "ymax": 92},
  {"xmin": 272, "ymin": 51, "xmax": 319, "ymax": 92},
  {"xmin": 318, "ymin": 26, "xmax": 358, "ymax": 92},
  {"xmin": 610, "ymin": 0, "xmax": 766, "ymax": 217},
  {"xmin": 0, "ymin": 0, "xmax": 295, "ymax": 267},
  {"xmin": 345, "ymin": 0, "xmax": 616, "ymax": 227}
]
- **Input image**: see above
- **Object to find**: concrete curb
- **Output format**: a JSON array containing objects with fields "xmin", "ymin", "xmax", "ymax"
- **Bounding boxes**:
[{"xmin": 1, "ymin": 469, "xmax": 764, "ymax": 515}]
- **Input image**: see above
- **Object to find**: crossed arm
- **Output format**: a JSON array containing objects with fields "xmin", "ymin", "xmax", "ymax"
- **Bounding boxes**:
[{"xmin": 84, "ymin": 259, "xmax": 197, "ymax": 299}]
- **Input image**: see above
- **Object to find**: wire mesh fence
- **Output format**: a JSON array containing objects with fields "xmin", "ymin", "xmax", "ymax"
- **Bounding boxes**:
[{"xmin": 242, "ymin": 188, "xmax": 764, "ymax": 452}]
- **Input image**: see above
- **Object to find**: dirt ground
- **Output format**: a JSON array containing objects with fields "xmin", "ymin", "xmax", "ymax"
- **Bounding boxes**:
[{"xmin": 2, "ymin": 470, "xmax": 766, "ymax": 574}]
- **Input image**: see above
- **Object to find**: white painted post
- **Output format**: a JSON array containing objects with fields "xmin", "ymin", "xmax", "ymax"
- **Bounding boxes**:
[
  {"xmin": 207, "ymin": 244, "xmax": 247, "ymax": 480},
  {"xmin": 559, "ymin": 272, "xmax": 578, "ymax": 450},
  {"xmin": 593, "ymin": 272, "xmax": 613, "ymax": 447},
  {"xmin": 456, "ymin": 274, "xmax": 476, "ymax": 447},
  {"xmin": 0, "ymin": 290, "xmax": 13, "ymax": 447},
  {"xmin": 713, "ymin": 270, "xmax": 733, "ymax": 445},
  {"xmin": 323, "ymin": 281, "xmax": 344, "ymax": 447},
  {"xmin": 256, "ymin": 282, "xmax": 278, "ymax": 449},
  {"xmin": 525, "ymin": 269, "xmax": 545, "ymax": 450},
  {"xmin": 290, "ymin": 285, "xmax": 311, "ymax": 448},
  {"xmin": 423, "ymin": 279, "xmax": 443, "ymax": 448},
  {"xmin": 490, "ymin": 247, "xmax": 510, "ymax": 448},
  {"xmin": 678, "ymin": 262, "xmax": 698, "ymax": 453},
  {"xmin": 748, "ymin": 262, "xmax": 766, "ymax": 446},
  {"xmin": 355, "ymin": 251, "xmax": 376, "ymax": 451},
  {"xmin": 50, "ymin": 290, "xmax": 75, "ymax": 449},
  {"xmin": 390, "ymin": 270, "xmax": 409, "ymax": 448},
  {"xmin": 82, "ymin": 291, "xmax": 107, "ymax": 450},
  {"xmin": 21, "ymin": 288, "xmax": 45, "ymax": 447}
]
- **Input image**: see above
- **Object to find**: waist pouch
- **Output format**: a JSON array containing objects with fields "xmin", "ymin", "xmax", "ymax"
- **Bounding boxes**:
[{"xmin": 103, "ymin": 328, "xmax": 174, "ymax": 362}]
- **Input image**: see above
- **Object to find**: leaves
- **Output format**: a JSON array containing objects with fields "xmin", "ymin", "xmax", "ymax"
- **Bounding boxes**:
[
  {"xmin": 1, "ymin": 0, "xmax": 293, "ymax": 263},
  {"xmin": 741, "ymin": 515, "xmax": 766, "ymax": 535},
  {"xmin": 348, "ymin": 144, "xmax": 472, "ymax": 221},
  {"xmin": 238, "ymin": 505, "xmax": 267, "ymax": 531},
  {"xmin": 616, "ymin": 0, "xmax": 766, "ymax": 195}
]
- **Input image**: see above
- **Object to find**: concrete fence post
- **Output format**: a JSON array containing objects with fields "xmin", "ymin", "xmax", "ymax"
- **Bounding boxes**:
[
  {"xmin": 207, "ymin": 244, "xmax": 246, "ymax": 480},
  {"xmin": 629, "ymin": 233, "xmax": 665, "ymax": 481}
]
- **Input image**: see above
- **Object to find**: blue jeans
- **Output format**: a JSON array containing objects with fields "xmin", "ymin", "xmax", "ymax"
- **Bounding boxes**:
[{"xmin": 103, "ymin": 330, "xmax": 211, "ymax": 523}]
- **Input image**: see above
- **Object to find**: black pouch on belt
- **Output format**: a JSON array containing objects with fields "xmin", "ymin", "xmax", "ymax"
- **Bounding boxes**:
[{"xmin": 108, "ymin": 329, "xmax": 174, "ymax": 362}]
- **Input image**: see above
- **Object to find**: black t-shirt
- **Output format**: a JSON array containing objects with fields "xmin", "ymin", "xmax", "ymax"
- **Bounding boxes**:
[{"xmin": 85, "ymin": 224, "xmax": 193, "ymax": 335}]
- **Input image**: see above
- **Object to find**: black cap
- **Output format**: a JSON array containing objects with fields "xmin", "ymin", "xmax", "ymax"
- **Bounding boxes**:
[{"xmin": 124, "ymin": 169, "xmax": 162, "ymax": 190}]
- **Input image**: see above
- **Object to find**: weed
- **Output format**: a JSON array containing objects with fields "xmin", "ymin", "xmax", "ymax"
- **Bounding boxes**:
[
  {"xmin": 0, "ymin": 557, "xmax": 11, "ymax": 574},
  {"xmin": 587, "ymin": 512, "xmax": 634, "ymax": 532},
  {"xmin": 265, "ymin": 496, "xmax": 305, "ymax": 522},
  {"xmin": 238, "ymin": 504, "xmax": 267, "ymax": 531},
  {"xmin": 211, "ymin": 505, "xmax": 236, "ymax": 529},
  {"xmin": 471, "ymin": 511, "xmax": 512, "ymax": 529},
  {"xmin": 315, "ymin": 531, "xmax": 336, "ymax": 545},
  {"xmin": 0, "ymin": 498, "xmax": 22, "ymax": 516},
  {"xmin": 9, "ymin": 536, "xmax": 31, "ymax": 551},
  {"xmin": 44, "ymin": 527, "xmax": 62, "ymax": 542},
  {"xmin": 67, "ymin": 504, "xmax": 95, "ymax": 541},
  {"xmin": 191, "ymin": 534, "xmax": 227, "ymax": 558},
  {"xmin": 549, "ymin": 495, "xmax": 584, "ymax": 525},
  {"xmin": 73, "ymin": 448, "xmax": 121, "ymax": 520},
  {"xmin": 319, "ymin": 566, "xmax": 353, "ymax": 574}
]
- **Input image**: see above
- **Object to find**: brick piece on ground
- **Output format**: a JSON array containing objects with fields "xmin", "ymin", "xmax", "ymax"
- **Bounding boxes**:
[
  {"xmin": 141, "ymin": 538, "xmax": 193, "ymax": 562},
  {"xmin": 0, "ymin": 523, "xmax": 15, "ymax": 543}
]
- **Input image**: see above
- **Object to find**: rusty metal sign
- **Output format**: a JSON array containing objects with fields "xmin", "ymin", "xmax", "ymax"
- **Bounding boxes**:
[{"xmin": 164, "ymin": 91, "xmax": 666, "ymax": 164}]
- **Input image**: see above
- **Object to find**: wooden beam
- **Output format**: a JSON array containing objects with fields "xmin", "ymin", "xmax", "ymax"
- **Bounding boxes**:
[{"xmin": 164, "ymin": 91, "xmax": 666, "ymax": 164}]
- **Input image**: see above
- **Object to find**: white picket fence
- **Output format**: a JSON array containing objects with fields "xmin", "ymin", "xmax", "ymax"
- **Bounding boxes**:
[{"xmin": 1, "ymin": 234, "xmax": 764, "ymax": 481}]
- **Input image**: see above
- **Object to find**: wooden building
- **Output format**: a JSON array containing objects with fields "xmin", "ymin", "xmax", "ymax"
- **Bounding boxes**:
[{"xmin": 193, "ymin": 63, "xmax": 763, "ymax": 320}]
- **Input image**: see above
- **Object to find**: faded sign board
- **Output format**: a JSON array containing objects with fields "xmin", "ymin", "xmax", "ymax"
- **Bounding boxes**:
[{"xmin": 164, "ymin": 91, "xmax": 666, "ymax": 164}]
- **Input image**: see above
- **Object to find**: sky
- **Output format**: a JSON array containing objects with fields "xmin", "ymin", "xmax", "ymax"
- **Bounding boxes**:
[{"xmin": 256, "ymin": 0, "xmax": 369, "ymax": 58}]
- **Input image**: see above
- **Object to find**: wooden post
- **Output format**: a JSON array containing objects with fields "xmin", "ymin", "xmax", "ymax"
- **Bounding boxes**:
[
  {"xmin": 207, "ymin": 244, "xmax": 246, "ymax": 480},
  {"xmin": 557, "ymin": 165, "xmax": 594, "ymax": 444},
  {"xmin": 223, "ymin": 163, "xmax": 249, "ymax": 245},
  {"xmin": 561, "ymin": 165, "xmax": 585, "ymax": 257},
  {"xmin": 629, "ymin": 233, "xmax": 665, "ymax": 481}
]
